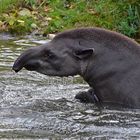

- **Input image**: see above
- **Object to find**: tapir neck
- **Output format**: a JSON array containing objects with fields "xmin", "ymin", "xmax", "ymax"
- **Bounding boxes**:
[
  {"xmin": 82, "ymin": 42, "xmax": 140, "ymax": 107},
  {"xmin": 84, "ymin": 41, "xmax": 140, "ymax": 84}
]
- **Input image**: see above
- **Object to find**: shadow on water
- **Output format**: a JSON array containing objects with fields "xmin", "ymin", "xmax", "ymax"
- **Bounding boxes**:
[{"xmin": 0, "ymin": 34, "xmax": 140, "ymax": 139}]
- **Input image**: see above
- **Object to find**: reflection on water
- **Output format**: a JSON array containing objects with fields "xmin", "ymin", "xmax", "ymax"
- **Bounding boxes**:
[{"xmin": 0, "ymin": 34, "xmax": 140, "ymax": 139}]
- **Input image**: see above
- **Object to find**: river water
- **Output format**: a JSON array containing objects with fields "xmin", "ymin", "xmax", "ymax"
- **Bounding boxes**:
[{"xmin": 0, "ymin": 34, "xmax": 140, "ymax": 139}]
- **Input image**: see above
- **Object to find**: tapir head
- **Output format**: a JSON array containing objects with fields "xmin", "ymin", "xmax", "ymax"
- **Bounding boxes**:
[{"xmin": 13, "ymin": 29, "xmax": 94, "ymax": 77}]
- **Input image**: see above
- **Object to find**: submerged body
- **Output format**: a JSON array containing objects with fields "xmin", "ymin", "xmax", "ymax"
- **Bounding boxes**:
[{"xmin": 13, "ymin": 28, "xmax": 140, "ymax": 108}]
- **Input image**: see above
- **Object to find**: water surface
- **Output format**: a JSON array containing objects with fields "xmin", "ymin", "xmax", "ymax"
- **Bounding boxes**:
[{"xmin": 0, "ymin": 34, "xmax": 140, "ymax": 139}]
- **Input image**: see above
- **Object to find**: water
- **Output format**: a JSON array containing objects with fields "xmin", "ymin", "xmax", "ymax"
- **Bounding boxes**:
[{"xmin": 0, "ymin": 34, "xmax": 140, "ymax": 139}]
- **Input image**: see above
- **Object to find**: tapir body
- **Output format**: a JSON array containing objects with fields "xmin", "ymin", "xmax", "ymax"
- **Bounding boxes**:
[{"xmin": 13, "ymin": 28, "xmax": 140, "ymax": 108}]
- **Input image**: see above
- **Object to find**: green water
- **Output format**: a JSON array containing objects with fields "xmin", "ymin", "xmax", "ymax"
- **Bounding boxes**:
[{"xmin": 0, "ymin": 34, "xmax": 140, "ymax": 139}]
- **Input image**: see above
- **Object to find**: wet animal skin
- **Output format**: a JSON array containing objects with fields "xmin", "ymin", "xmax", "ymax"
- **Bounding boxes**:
[{"xmin": 13, "ymin": 27, "xmax": 140, "ymax": 108}]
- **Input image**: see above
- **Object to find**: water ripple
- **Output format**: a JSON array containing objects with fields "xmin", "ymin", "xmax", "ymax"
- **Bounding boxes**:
[{"xmin": 0, "ymin": 35, "xmax": 140, "ymax": 139}]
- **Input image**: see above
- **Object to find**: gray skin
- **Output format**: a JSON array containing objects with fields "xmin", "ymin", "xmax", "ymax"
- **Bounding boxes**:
[{"xmin": 13, "ymin": 27, "xmax": 140, "ymax": 108}]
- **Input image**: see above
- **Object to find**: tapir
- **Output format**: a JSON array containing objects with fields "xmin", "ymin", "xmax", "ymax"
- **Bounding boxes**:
[{"xmin": 12, "ymin": 28, "xmax": 140, "ymax": 108}]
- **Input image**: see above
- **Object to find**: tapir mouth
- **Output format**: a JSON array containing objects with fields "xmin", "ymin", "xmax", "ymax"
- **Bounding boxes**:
[{"xmin": 24, "ymin": 61, "xmax": 39, "ymax": 71}]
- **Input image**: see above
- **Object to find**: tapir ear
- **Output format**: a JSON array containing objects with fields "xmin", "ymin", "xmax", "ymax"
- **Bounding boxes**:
[{"xmin": 74, "ymin": 48, "xmax": 94, "ymax": 59}]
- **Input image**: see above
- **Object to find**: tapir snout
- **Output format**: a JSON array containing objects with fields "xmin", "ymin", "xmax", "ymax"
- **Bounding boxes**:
[{"xmin": 13, "ymin": 46, "xmax": 43, "ymax": 72}]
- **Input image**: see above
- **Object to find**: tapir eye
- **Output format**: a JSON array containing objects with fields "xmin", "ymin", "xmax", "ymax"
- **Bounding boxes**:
[
  {"xmin": 43, "ymin": 50, "xmax": 55, "ymax": 60},
  {"xmin": 48, "ymin": 52, "xmax": 53, "ymax": 58}
]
